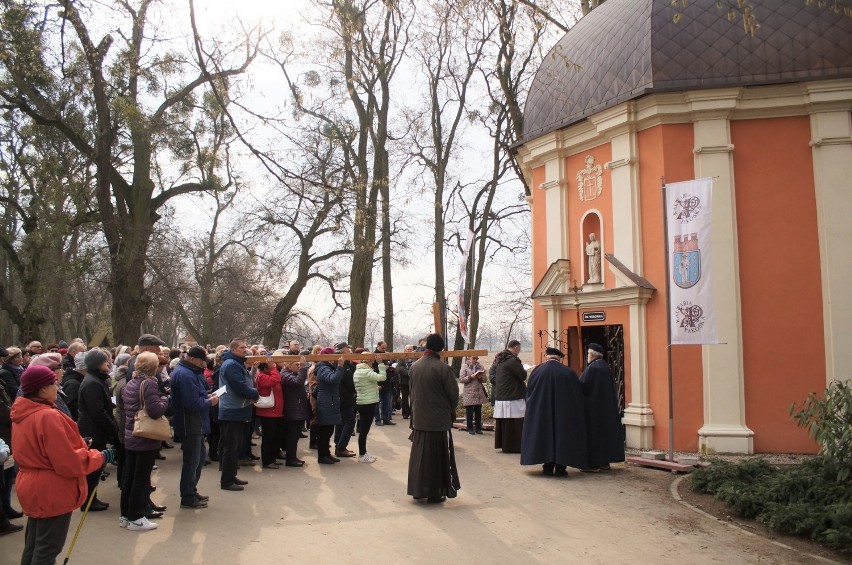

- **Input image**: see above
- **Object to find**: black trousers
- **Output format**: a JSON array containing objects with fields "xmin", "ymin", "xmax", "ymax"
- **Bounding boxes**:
[
  {"xmin": 115, "ymin": 442, "xmax": 125, "ymax": 488},
  {"xmin": 316, "ymin": 425, "xmax": 334, "ymax": 460},
  {"xmin": 121, "ymin": 449, "xmax": 156, "ymax": 521},
  {"xmin": 465, "ymin": 404, "xmax": 482, "ymax": 432},
  {"xmin": 357, "ymin": 403, "xmax": 377, "ymax": 455},
  {"xmin": 401, "ymin": 386, "xmax": 410, "ymax": 418},
  {"xmin": 260, "ymin": 417, "xmax": 284, "ymax": 466},
  {"xmin": 21, "ymin": 512, "xmax": 72, "ymax": 565},
  {"xmin": 83, "ymin": 439, "xmax": 107, "ymax": 508},
  {"xmin": 219, "ymin": 421, "xmax": 243, "ymax": 487},
  {"xmin": 283, "ymin": 420, "xmax": 303, "ymax": 464},
  {"xmin": 239, "ymin": 420, "xmax": 253, "ymax": 458}
]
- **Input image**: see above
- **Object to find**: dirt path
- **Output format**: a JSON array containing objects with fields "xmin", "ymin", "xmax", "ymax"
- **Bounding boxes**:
[{"xmin": 5, "ymin": 423, "xmax": 834, "ymax": 564}]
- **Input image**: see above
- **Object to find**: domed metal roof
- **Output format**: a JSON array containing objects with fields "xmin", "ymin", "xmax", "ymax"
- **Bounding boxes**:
[{"xmin": 522, "ymin": 0, "xmax": 852, "ymax": 143}]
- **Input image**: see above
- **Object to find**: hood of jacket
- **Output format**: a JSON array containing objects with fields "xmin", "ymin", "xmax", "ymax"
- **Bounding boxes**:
[
  {"xmin": 11, "ymin": 396, "xmax": 54, "ymax": 424},
  {"xmin": 221, "ymin": 350, "xmax": 245, "ymax": 364},
  {"xmin": 177, "ymin": 359, "xmax": 203, "ymax": 375},
  {"xmin": 495, "ymin": 350, "xmax": 517, "ymax": 364}
]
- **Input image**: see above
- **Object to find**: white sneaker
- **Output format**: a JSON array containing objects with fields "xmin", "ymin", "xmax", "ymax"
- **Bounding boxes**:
[
  {"xmin": 127, "ymin": 517, "xmax": 158, "ymax": 531},
  {"xmin": 119, "ymin": 516, "xmax": 128, "ymax": 528},
  {"xmin": 358, "ymin": 453, "xmax": 377, "ymax": 464}
]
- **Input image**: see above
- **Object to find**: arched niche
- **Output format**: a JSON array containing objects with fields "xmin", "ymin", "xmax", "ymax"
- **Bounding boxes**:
[{"xmin": 580, "ymin": 210, "xmax": 603, "ymax": 285}]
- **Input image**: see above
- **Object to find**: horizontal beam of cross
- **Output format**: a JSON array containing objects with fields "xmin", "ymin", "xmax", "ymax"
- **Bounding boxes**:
[{"xmin": 244, "ymin": 349, "xmax": 489, "ymax": 365}]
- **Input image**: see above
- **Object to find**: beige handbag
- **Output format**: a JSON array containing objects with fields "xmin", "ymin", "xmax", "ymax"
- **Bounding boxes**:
[{"xmin": 132, "ymin": 380, "xmax": 172, "ymax": 441}]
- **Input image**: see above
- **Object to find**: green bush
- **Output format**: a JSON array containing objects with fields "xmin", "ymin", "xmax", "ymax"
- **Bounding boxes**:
[
  {"xmin": 691, "ymin": 458, "xmax": 852, "ymax": 555},
  {"xmin": 790, "ymin": 379, "xmax": 852, "ymax": 482}
]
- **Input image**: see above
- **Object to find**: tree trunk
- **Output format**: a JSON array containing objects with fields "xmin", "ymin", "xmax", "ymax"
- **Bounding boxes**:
[
  {"xmin": 109, "ymin": 230, "xmax": 152, "ymax": 344},
  {"xmin": 380, "ymin": 179, "xmax": 394, "ymax": 350}
]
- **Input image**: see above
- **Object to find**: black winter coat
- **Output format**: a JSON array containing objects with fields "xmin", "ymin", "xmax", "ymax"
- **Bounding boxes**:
[
  {"xmin": 281, "ymin": 367, "xmax": 309, "ymax": 422},
  {"xmin": 77, "ymin": 370, "xmax": 119, "ymax": 448},
  {"xmin": 495, "ymin": 350, "xmax": 527, "ymax": 401},
  {"xmin": 0, "ymin": 378, "xmax": 13, "ymax": 446},
  {"xmin": 338, "ymin": 361, "xmax": 357, "ymax": 408},
  {"xmin": 61, "ymin": 369, "xmax": 85, "ymax": 421}
]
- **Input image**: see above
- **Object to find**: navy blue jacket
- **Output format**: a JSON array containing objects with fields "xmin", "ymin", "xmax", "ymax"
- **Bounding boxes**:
[
  {"xmin": 218, "ymin": 351, "xmax": 259, "ymax": 422},
  {"xmin": 170, "ymin": 360, "xmax": 212, "ymax": 437},
  {"xmin": 281, "ymin": 367, "xmax": 309, "ymax": 422},
  {"xmin": 314, "ymin": 362, "xmax": 343, "ymax": 426}
]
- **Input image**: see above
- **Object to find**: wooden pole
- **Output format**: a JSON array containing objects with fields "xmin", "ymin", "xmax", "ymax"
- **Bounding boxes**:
[
  {"xmin": 662, "ymin": 175, "xmax": 676, "ymax": 463},
  {"xmin": 246, "ymin": 349, "xmax": 488, "ymax": 365},
  {"xmin": 432, "ymin": 302, "xmax": 442, "ymax": 337}
]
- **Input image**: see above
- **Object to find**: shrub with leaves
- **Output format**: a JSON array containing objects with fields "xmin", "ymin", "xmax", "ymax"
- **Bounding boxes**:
[
  {"xmin": 691, "ymin": 458, "xmax": 852, "ymax": 555},
  {"xmin": 790, "ymin": 379, "xmax": 852, "ymax": 482}
]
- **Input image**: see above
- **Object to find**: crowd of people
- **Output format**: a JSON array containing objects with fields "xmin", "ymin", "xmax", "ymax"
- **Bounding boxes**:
[{"xmin": 0, "ymin": 331, "xmax": 625, "ymax": 563}]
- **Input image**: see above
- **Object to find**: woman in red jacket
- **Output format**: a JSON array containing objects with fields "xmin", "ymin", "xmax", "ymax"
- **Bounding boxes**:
[
  {"xmin": 11, "ymin": 365, "xmax": 113, "ymax": 565},
  {"xmin": 254, "ymin": 362, "xmax": 284, "ymax": 469}
]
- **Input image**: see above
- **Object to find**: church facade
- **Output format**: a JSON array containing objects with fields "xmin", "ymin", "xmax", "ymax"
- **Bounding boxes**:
[{"xmin": 515, "ymin": 0, "xmax": 852, "ymax": 454}]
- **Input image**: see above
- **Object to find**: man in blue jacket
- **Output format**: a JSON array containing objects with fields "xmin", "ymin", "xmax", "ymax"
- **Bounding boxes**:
[
  {"xmin": 217, "ymin": 339, "xmax": 259, "ymax": 491},
  {"xmin": 170, "ymin": 346, "xmax": 219, "ymax": 508}
]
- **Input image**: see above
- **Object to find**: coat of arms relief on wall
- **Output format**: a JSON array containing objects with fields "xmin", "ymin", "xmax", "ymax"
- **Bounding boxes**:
[{"xmin": 576, "ymin": 155, "xmax": 603, "ymax": 201}]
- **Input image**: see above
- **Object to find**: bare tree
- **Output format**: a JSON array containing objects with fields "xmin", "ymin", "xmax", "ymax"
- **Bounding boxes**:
[
  {"xmin": 0, "ymin": 109, "xmax": 99, "ymax": 342},
  {"xmin": 408, "ymin": 1, "xmax": 491, "ymax": 343},
  {"xmin": 0, "ymin": 0, "xmax": 260, "ymax": 343}
]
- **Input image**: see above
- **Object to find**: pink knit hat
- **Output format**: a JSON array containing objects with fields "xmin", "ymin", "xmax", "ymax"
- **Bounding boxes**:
[
  {"xmin": 20, "ymin": 365, "xmax": 57, "ymax": 395},
  {"xmin": 29, "ymin": 352, "xmax": 63, "ymax": 370},
  {"xmin": 319, "ymin": 347, "xmax": 335, "ymax": 355}
]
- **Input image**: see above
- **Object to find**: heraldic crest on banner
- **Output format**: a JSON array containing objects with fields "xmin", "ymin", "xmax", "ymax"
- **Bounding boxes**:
[
  {"xmin": 675, "ymin": 301, "xmax": 705, "ymax": 333},
  {"xmin": 576, "ymin": 155, "xmax": 603, "ymax": 201},
  {"xmin": 673, "ymin": 233, "xmax": 701, "ymax": 289}
]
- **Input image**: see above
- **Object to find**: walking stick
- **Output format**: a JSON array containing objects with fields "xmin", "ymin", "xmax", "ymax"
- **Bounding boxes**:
[{"xmin": 62, "ymin": 483, "xmax": 97, "ymax": 565}]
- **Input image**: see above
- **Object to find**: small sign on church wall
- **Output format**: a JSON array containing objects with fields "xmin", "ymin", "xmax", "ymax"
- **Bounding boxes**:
[{"xmin": 582, "ymin": 311, "xmax": 606, "ymax": 323}]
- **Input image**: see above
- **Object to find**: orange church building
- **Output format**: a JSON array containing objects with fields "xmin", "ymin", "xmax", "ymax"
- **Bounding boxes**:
[{"xmin": 515, "ymin": 0, "xmax": 852, "ymax": 454}]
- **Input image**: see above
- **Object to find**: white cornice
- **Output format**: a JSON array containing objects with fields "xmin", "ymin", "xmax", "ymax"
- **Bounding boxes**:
[
  {"xmin": 605, "ymin": 157, "xmax": 632, "ymax": 170},
  {"xmin": 539, "ymin": 179, "xmax": 565, "ymax": 191},
  {"xmin": 810, "ymin": 136, "xmax": 852, "ymax": 147},
  {"xmin": 535, "ymin": 286, "xmax": 654, "ymax": 310},
  {"xmin": 694, "ymin": 144, "xmax": 735, "ymax": 154}
]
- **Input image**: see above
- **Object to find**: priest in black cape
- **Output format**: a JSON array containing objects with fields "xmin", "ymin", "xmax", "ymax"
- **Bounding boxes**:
[
  {"xmin": 580, "ymin": 343, "xmax": 625, "ymax": 470},
  {"xmin": 521, "ymin": 347, "xmax": 588, "ymax": 476},
  {"xmin": 406, "ymin": 333, "xmax": 460, "ymax": 504}
]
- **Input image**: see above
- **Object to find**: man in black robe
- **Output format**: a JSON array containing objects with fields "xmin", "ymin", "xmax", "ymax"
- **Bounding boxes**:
[
  {"xmin": 521, "ymin": 347, "xmax": 588, "ymax": 476},
  {"xmin": 407, "ymin": 333, "xmax": 460, "ymax": 504},
  {"xmin": 580, "ymin": 343, "xmax": 625, "ymax": 470}
]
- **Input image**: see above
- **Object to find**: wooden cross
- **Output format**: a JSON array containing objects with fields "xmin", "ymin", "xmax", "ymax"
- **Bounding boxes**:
[{"xmin": 245, "ymin": 349, "xmax": 488, "ymax": 365}]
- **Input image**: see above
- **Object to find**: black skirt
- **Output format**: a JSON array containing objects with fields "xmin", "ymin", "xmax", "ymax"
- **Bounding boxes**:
[
  {"xmin": 494, "ymin": 418, "xmax": 524, "ymax": 453},
  {"xmin": 407, "ymin": 430, "xmax": 460, "ymax": 499}
]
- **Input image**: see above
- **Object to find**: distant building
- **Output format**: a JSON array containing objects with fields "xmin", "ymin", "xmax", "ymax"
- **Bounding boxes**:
[{"xmin": 515, "ymin": 0, "xmax": 852, "ymax": 454}]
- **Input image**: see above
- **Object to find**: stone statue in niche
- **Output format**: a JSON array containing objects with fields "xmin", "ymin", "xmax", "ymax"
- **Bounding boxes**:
[{"xmin": 586, "ymin": 232, "xmax": 601, "ymax": 284}]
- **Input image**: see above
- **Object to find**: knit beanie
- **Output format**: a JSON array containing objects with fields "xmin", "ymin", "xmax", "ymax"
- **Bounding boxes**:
[
  {"xmin": 74, "ymin": 352, "xmax": 88, "ymax": 371},
  {"xmin": 425, "ymin": 333, "xmax": 445, "ymax": 352},
  {"xmin": 20, "ymin": 365, "xmax": 57, "ymax": 395},
  {"xmin": 29, "ymin": 352, "xmax": 63, "ymax": 370},
  {"xmin": 84, "ymin": 349, "xmax": 109, "ymax": 372},
  {"xmin": 114, "ymin": 353, "xmax": 131, "ymax": 368},
  {"xmin": 319, "ymin": 347, "xmax": 335, "ymax": 355}
]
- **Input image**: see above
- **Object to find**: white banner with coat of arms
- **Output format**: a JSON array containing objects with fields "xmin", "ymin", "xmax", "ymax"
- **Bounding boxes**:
[{"xmin": 665, "ymin": 178, "xmax": 718, "ymax": 345}]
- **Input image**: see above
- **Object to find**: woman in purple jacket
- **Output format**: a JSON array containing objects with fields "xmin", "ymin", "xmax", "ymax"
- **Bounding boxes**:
[
  {"xmin": 280, "ymin": 360, "xmax": 309, "ymax": 467},
  {"xmin": 121, "ymin": 352, "xmax": 170, "ymax": 532}
]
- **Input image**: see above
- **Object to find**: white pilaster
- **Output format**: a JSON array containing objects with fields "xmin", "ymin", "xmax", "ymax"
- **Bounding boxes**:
[
  {"xmin": 606, "ymin": 129, "xmax": 642, "ymax": 277},
  {"xmin": 691, "ymin": 111, "xmax": 754, "ymax": 454},
  {"xmin": 809, "ymin": 109, "xmax": 852, "ymax": 386},
  {"xmin": 541, "ymin": 157, "xmax": 568, "ymax": 264},
  {"xmin": 622, "ymin": 302, "xmax": 655, "ymax": 448}
]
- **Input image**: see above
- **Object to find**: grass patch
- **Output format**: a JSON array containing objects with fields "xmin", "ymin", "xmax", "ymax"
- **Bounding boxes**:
[{"xmin": 691, "ymin": 457, "xmax": 852, "ymax": 555}]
